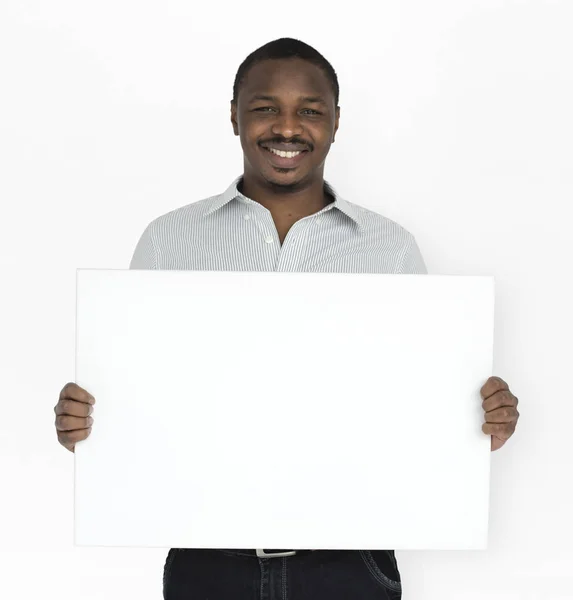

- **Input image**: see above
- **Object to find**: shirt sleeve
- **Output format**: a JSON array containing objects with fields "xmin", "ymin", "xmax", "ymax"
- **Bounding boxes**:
[
  {"xmin": 400, "ymin": 235, "xmax": 427, "ymax": 274},
  {"xmin": 129, "ymin": 222, "xmax": 157, "ymax": 270}
]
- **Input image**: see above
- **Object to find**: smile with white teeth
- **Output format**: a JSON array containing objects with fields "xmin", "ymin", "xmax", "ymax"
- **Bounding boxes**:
[{"xmin": 267, "ymin": 147, "xmax": 303, "ymax": 158}]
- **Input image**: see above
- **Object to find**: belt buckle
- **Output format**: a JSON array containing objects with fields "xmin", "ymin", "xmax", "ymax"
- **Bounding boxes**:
[{"xmin": 256, "ymin": 549, "xmax": 297, "ymax": 558}]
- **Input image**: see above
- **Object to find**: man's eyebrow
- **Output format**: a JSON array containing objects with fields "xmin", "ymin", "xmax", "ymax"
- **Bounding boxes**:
[{"xmin": 247, "ymin": 94, "xmax": 328, "ymax": 105}]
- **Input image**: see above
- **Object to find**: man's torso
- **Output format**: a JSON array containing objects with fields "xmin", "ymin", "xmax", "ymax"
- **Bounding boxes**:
[{"xmin": 129, "ymin": 177, "xmax": 427, "ymax": 275}]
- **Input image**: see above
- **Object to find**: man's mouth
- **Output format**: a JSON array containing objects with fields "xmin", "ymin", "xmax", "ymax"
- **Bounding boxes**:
[
  {"xmin": 267, "ymin": 147, "xmax": 304, "ymax": 158},
  {"xmin": 261, "ymin": 145, "xmax": 309, "ymax": 168}
]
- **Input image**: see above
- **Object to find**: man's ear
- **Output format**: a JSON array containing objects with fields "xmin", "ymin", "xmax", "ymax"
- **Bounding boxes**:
[
  {"xmin": 333, "ymin": 105, "xmax": 340, "ymax": 143},
  {"xmin": 231, "ymin": 101, "xmax": 239, "ymax": 136}
]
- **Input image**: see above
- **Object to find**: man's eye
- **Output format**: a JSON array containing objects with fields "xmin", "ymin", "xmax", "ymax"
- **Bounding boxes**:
[{"xmin": 253, "ymin": 108, "xmax": 321, "ymax": 115}]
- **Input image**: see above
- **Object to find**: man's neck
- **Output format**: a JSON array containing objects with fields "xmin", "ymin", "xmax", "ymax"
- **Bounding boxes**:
[
  {"xmin": 239, "ymin": 175, "xmax": 332, "ymax": 245},
  {"xmin": 239, "ymin": 176, "xmax": 331, "ymax": 222}
]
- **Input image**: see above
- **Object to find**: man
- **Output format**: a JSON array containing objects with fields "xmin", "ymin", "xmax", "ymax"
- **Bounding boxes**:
[{"xmin": 54, "ymin": 37, "xmax": 520, "ymax": 599}]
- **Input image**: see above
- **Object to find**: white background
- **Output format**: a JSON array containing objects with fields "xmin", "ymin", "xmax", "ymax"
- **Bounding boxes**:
[{"xmin": 0, "ymin": 1, "xmax": 571, "ymax": 599}]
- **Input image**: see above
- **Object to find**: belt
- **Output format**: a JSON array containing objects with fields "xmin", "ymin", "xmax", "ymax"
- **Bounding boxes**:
[
  {"xmin": 217, "ymin": 549, "xmax": 317, "ymax": 558},
  {"xmin": 255, "ymin": 549, "xmax": 317, "ymax": 558}
]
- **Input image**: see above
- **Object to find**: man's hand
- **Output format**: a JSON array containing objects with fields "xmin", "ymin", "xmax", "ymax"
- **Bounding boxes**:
[
  {"xmin": 54, "ymin": 382, "xmax": 95, "ymax": 452},
  {"xmin": 481, "ymin": 376, "xmax": 520, "ymax": 451}
]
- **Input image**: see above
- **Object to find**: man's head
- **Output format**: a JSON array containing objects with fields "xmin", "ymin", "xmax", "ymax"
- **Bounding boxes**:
[{"xmin": 231, "ymin": 38, "xmax": 340, "ymax": 191}]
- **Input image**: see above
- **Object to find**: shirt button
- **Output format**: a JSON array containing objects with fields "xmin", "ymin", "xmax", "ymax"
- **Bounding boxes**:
[
  {"xmin": 316, "ymin": 218, "xmax": 322, "ymax": 225},
  {"xmin": 265, "ymin": 236, "xmax": 273, "ymax": 244},
  {"xmin": 243, "ymin": 214, "xmax": 250, "ymax": 220}
]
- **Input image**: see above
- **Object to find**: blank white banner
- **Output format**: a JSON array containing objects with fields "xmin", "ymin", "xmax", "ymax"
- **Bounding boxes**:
[{"xmin": 74, "ymin": 270, "xmax": 494, "ymax": 550}]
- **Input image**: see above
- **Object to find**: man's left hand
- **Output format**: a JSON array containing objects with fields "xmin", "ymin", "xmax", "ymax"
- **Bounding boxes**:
[{"xmin": 481, "ymin": 376, "xmax": 520, "ymax": 451}]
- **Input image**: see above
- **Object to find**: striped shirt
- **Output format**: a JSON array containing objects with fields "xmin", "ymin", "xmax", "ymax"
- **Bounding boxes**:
[{"xmin": 129, "ymin": 175, "xmax": 427, "ymax": 275}]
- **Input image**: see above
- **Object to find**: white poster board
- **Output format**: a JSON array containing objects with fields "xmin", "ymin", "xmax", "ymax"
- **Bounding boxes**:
[{"xmin": 74, "ymin": 270, "xmax": 494, "ymax": 550}]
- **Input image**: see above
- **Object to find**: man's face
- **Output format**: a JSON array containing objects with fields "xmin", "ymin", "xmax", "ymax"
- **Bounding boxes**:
[{"xmin": 231, "ymin": 58, "xmax": 339, "ymax": 189}]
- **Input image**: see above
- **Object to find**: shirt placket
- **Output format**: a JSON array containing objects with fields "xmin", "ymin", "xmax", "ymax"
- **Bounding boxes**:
[
  {"xmin": 278, "ymin": 202, "xmax": 336, "ymax": 271},
  {"xmin": 238, "ymin": 197, "xmax": 281, "ymax": 271},
  {"xmin": 239, "ymin": 196, "xmax": 334, "ymax": 272}
]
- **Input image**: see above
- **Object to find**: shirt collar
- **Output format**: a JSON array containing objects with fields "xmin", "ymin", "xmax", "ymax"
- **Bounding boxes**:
[{"xmin": 205, "ymin": 175, "xmax": 363, "ymax": 231}]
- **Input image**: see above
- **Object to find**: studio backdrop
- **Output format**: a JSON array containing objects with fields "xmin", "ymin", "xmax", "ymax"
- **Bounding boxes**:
[{"xmin": 0, "ymin": 1, "xmax": 572, "ymax": 599}]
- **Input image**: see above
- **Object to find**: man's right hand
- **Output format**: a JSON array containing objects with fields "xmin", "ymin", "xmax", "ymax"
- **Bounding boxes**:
[{"xmin": 54, "ymin": 382, "xmax": 95, "ymax": 452}]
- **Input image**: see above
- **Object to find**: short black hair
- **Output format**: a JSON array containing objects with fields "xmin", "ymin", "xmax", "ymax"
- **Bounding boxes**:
[{"xmin": 232, "ymin": 37, "xmax": 339, "ymax": 107}]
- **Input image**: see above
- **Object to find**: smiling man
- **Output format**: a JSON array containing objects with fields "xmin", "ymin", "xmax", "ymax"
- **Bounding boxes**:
[
  {"xmin": 234, "ymin": 54, "xmax": 339, "ymax": 246},
  {"xmin": 54, "ymin": 37, "xmax": 520, "ymax": 599}
]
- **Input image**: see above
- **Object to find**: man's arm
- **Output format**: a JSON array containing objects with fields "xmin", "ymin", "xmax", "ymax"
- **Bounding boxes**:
[
  {"xmin": 129, "ymin": 222, "xmax": 157, "ymax": 270},
  {"xmin": 400, "ymin": 235, "xmax": 427, "ymax": 274}
]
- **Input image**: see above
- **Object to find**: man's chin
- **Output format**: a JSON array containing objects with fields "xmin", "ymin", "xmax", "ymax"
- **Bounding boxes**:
[{"xmin": 262, "ymin": 167, "xmax": 303, "ymax": 188}]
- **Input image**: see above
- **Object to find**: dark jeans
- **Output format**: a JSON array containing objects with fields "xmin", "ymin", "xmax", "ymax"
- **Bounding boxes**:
[{"xmin": 163, "ymin": 548, "xmax": 402, "ymax": 599}]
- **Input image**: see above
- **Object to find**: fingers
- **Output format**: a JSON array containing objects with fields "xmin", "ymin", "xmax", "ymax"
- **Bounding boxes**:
[
  {"xmin": 482, "ymin": 389, "xmax": 518, "ymax": 413},
  {"xmin": 59, "ymin": 382, "xmax": 95, "ymax": 405},
  {"xmin": 482, "ymin": 421, "xmax": 516, "ymax": 438},
  {"xmin": 55, "ymin": 415, "xmax": 93, "ymax": 432},
  {"xmin": 55, "ymin": 397, "xmax": 93, "ymax": 418},
  {"xmin": 55, "ymin": 382, "xmax": 96, "ymax": 453},
  {"xmin": 483, "ymin": 406, "xmax": 520, "ymax": 423},
  {"xmin": 58, "ymin": 426, "xmax": 92, "ymax": 451},
  {"xmin": 480, "ymin": 376, "xmax": 509, "ymax": 400}
]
